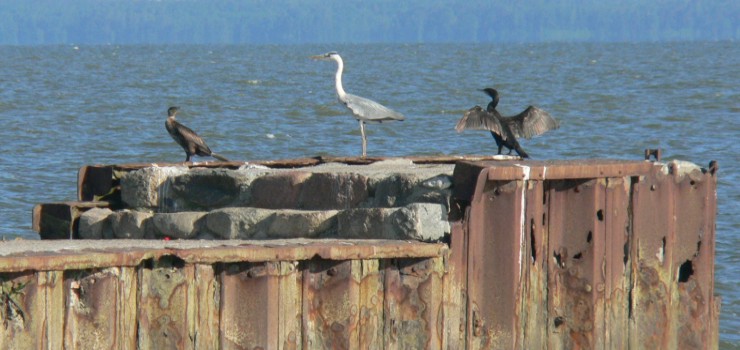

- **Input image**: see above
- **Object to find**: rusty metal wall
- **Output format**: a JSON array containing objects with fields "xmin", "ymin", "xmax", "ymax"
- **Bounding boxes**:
[
  {"xmin": 7, "ymin": 157, "xmax": 721, "ymax": 349},
  {"xmin": 456, "ymin": 159, "xmax": 719, "ymax": 350},
  {"xmin": 0, "ymin": 240, "xmax": 447, "ymax": 350}
]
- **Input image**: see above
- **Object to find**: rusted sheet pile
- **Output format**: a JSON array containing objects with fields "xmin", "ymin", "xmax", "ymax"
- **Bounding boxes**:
[
  {"xmin": 0, "ymin": 239, "xmax": 450, "ymax": 349},
  {"xmin": 452, "ymin": 158, "xmax": 720, "ymax": 349},
  {"xmin": 9, "ymin": 155, "xmax": 721, "ymax": 348}
]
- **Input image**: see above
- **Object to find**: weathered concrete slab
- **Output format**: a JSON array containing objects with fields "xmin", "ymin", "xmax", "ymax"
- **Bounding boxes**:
[
  {"xmin": 267, "ymin": 209, "xmax": 338, "ymax": 238},
  {"xmin": 120, "ymin": 166, "xmax": 189, "ymax": 210},
  {"xmin": 150, "ymin": 212, "xmax": 206, "ymax": 239},
  {"xmin": 78, "ymin": 207, "xmax": 113, "ymax": 239},
  {"xmin": 205, "ymin": 207, "xmax": 274, "ymax": 239},
  {"xmin": 118, "ymin": 161, "xmax": 455, "ymax": 213},
  {"xmin": 98, "ymin": 203, "xmax": 447, "ymax": 241},
  {"xmin": 109, "ymin": 210, "xmax": 152, "ymax": 239},
  {"xmin": 336, "ymin": 203, "xmax": 449, "ymax": 241}
]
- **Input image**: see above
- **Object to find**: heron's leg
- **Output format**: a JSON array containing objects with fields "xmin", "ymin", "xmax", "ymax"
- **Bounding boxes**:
[{"xmin": 359, "ymin": 120, "xmax": 367, "ymax": 158}]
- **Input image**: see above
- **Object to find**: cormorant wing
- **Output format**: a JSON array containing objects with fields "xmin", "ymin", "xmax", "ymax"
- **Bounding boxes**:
[
  {"xmin": 500, "ymin": 106, "xmax": 559, "ymax": 139},
  {"xmin": 173, "ymin": 120, "xmax": 212, "ymax": 153},
  {"xmin": 455, "ymin": 106, "xmax": 504, "ymax": 134},
  {"xmin": 343, "ymin": 93, "xmax": 405, "ymax": 123}
]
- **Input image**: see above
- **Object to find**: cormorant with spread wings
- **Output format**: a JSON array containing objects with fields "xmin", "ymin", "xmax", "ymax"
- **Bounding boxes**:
[{"xmin": 455, "ymin": 88, "xmax": 559, "ymax": 158}]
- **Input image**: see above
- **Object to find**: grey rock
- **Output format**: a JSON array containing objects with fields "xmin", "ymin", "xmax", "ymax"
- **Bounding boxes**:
[
  {"xmin": 109, "ymin": 210, "xmax": 152, "ymax": 239},
  {"xmin": 267, "ymin": 210, "xmax": 338, "ymax": 238},
  {"xmin": 168, "ymin": 169, "xmax": 256, "ymax": 210},
  {"xmin": 371, "ymin": 174, "xmax": 418, "ymax": 207},
  {"xmin": 205, "ymin": 207, "xmax": 273, "ymax": 239},
  {"xmin": 78, "ymin": 208, "xmax": 114, "ymax": 239},
  {"xmin": 336, "ymin": 203, "xmax": 449, "ymax": 241},
  {"xmin": 297, "ymin": 173, "xmax": 369, "ymax": 210},
  {"xmin": 120, "ymin": 166, "xmax": 189, "ymax": 210},
  {"xmin": 150, "ymin": 212, "xmax": 206, "ymax": 239},
  {"xmin": 336, "ymin": 208, "xmax": 394, "ymax": 239},
  {"xmin": 390, "ymin": 203, "xmax": 449, "ymax": 241},
  {"xmin": 250, "ymin": 172, "xmax": 312, "ymax": 209}
]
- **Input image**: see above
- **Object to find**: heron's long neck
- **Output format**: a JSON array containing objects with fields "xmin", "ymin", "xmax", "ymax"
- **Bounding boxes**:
[{"xmin": 333, "ymin": 56, "xmax": 347, "ymax": 99}]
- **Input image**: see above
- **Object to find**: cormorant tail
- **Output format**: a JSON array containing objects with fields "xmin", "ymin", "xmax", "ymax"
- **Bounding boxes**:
[{"xmin": 211, "ymin": 153, "xmax": 230, "ymax": 162}]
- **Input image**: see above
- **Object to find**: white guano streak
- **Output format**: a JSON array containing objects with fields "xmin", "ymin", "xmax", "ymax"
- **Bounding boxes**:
[{"xmin": 516, "ymin": 164, "xmax": 531, "ymax": 279}]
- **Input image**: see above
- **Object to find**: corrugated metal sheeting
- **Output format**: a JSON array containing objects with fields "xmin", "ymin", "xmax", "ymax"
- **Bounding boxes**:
[
  {"xmin": 0, "ymin": 240, "xmax": 448, "ymax": 349},
  {"xmin": 453, "ymin": 159, "xmax": 719, "ymax": 349}
]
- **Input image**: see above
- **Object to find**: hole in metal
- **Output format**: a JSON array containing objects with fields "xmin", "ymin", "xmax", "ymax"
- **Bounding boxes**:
[
  {"xmin": 597, "ymin": 209, "xmax": 604, "ymax": 221},
  {"xmin": 587, "ymin": 231, "xmax": 593, "ymax": 244},
  {"xmin": 696, "ymin": 241, "xmax": 702, "ymax": 257},
  {"xmin": 553, "ymin": 251, "xmax": 564, "ymax": 268},
  {"xmin": 678, "ymin": 260, "xmax": 694, "ymax": 283},
  {"xmin": 530, "ymin": 218, "xmax": 536, "ymax": 263},
  {"xmin": 623, "ymin": 242, "xmax": 629, "ymax": 266}
]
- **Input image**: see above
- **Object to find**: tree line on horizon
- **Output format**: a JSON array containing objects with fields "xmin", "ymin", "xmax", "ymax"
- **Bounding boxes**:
[{"xmin": 0, "ymin": 0, "xmax": 737, "ymax": 45}]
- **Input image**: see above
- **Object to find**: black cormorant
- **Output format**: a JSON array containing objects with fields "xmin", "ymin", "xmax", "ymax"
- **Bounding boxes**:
[
  {"xmin": 165, "ymin": 106, "xmax": 229, "ymax": 162},
  {"xmin": 455, "ymin": 88, "xmax": 559, "ymax": 158}
]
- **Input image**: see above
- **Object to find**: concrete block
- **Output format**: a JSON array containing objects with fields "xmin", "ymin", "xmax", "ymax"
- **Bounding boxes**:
[
  {"xmin": 150, "ymin": 212, "xmax": 206, "ymax": 239},
  {"xmin": 370, "ymin": 174, "xmax": 418, "ymax": 207},
  {"xmin": 120, "ymin": 166, "xmax": 189, "ymax": 210},
  {"xmin": 250, "ymin": 172, "xmax": 312, "ymax": 209},
  {"xmin": 205, "ymin": 207, "xmax": 273, "ymax": 239},
  {"xmin": 267, "ymin": 210, "xmax": 338, "ymax": 238},
  {"xmin": 78, "ymin": 208, "xmax": 114, "ymax": 239},
  {"xmin": 168, "ymin": 169, "xmax": 256, "ymax": 210},
  {"xmin": 336, "ymin": 203, "xmax": 449, "ymax": 241},
  {"xmin": 109, "ymin": 210, "xmax": 152, "ymax": 239},
  {"xmin": 336, "ymin": 208, "xmax": 394, "ymax": 239},
  {"xmin": 297, "ymin": 173, "xmax": 369, "ymax": 210},
  {"xmin": 390, "ymin": 203, "xmax": 450, "ymax": 241}
]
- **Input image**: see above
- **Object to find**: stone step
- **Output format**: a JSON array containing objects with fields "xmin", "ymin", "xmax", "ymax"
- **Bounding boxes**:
[
  {"xmin": 120, "ymin": 159, "xmax": 455, "ymax": 212},
  {"xmin": 78, "ymin": 203, "xmax": 449, "ymax": 242}
]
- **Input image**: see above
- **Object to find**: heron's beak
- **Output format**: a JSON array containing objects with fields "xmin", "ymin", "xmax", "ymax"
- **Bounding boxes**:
[{"xmin": 310, "ymin": 55, "xmax": 325, "ymax": 60}]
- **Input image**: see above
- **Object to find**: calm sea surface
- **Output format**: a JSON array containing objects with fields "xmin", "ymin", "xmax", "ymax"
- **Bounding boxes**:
[{"xmin": 0, "ymin": 42, "xmax": 737, "ymax": 346}]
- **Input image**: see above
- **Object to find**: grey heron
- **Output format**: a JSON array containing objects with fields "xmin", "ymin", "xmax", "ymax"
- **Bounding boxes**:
[
  {"xmin": 165, "ymin": 106, "xmax": 230, "ymax": 162},
  {"xmin": 455, "ymin": 88, "xmax": 559, "ymax": 158},
  {"xmin": 311, "ymin": 51, "xmax": 405, "ymax": 158}
]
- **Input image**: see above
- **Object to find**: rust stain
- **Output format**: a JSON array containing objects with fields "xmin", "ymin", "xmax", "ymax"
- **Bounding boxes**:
[
  {"xmin": 138, "ymin": 255, "xmax": 194, "ymax": 350},
  {"xmin": 219, "ymin": 262, "xmax": 279, "ymax": 349},
  {"xmin": 358, "ymin": 259, "xmax": 383, "ymax": 349},
  {"xmin": 384, "ymin": 257, "xmax": 444, "ymax": 349},
  {"xmin": 466, "ymin": 174, "xmax": 524, "ymax": 349},
  {"xmin": 303, "ymin": 259, "xmax": 359, "ymax": 349},
  {"xmin": 64, "ymin": 269, "xmax": 122, "ymax": 349}
]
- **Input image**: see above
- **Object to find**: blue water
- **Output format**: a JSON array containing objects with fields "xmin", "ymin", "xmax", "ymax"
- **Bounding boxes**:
[{"xmin": 0, "ymin": 42, "xmax": 737, "ymax": 346}]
